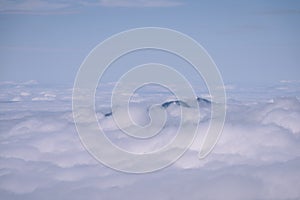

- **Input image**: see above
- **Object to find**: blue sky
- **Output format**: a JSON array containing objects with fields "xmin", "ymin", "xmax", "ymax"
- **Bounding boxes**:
[{"xmin": 0, "ymin": 0, "xmax": 299, "ymax": 85}]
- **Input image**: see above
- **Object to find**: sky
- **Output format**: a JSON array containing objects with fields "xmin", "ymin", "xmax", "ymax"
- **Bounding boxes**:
[{"xmin": 0, "ymin": 0, "xmax": 300, "ymax": 85}]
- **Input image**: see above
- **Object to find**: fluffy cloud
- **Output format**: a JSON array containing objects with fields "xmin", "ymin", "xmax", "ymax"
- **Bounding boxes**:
[{"xmin": 0, "ymin": 82, "xmax": 300, "ymax": 199}]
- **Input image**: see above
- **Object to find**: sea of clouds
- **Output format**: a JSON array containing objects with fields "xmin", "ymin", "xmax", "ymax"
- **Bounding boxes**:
[{"xmin": 0, "ymin": 80, "xmax": 300, "ymax": 200}]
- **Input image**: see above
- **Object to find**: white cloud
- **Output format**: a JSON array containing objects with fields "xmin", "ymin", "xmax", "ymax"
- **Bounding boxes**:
[
  {"xmin": 0, "ymin": 0, "xmax": 71, "ymax": 14},
  {"xmin": 280, "ymin": 80, "xmax": 300, "ymax": 83},
  {"xmin": 0, "ymin": 0, "xmax": 183, "ymax": 14},
  {"xmin": 0, "ymin": 82, "xmax": 300, "ymax": 199},
  {"xmin": 97, "ymin": 0, "xmax": 183, "ymax": 7}
]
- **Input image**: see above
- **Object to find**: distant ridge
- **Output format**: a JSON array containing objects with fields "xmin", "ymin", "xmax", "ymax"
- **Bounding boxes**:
[{"xmin": 103, "ymin": 97, "xmax": 211, "ymax": 117}]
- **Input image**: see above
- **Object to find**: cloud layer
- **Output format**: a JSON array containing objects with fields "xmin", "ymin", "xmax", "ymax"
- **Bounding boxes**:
[{"xmin": 0, "ymin": 82, "xmax": 300, "ymax": 199}]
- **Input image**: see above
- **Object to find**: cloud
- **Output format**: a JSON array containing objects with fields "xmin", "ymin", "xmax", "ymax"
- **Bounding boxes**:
[
  {"xmin": 97, "ymin": 0, "xmax": 183, "ymax": 7},
  {"xmin": 0, "ymin": 0, "xmax": 73, "ymax": 14},
  {"xmin": 0, "ymin": 0, "xmax": 183, "ymax": 14},
  {"xmin": 280, "ymin": 79, "xmax": 300, "ymax": 83},
  {"xmin": 257, "ymin": 9, "xmax": 300, "ymax": 16},
  {"xmin": 0, "ymin": 82, "xmax": 300, "ymax": 199}
]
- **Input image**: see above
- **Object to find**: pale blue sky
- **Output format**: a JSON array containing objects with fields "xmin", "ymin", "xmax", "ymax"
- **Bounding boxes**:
[{"xmin": 0, "ymin": 0, "xmax": 299, "ymax": 85}]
